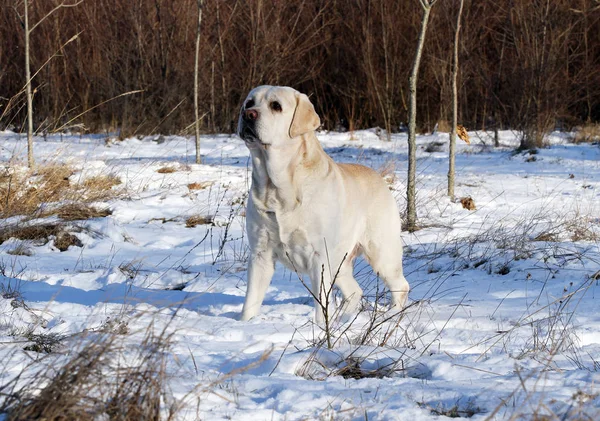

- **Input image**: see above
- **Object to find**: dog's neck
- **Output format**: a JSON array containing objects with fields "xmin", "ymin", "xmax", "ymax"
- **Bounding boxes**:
[{"xmin": 249, "ymin": 132, "xmax": 327, "ymax": 212}]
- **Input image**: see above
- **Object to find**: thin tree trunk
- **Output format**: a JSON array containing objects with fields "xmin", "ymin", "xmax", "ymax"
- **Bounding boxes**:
[
  {"xmin": 216, "ymin": 0, "xmax": 229, "ymax": 129},
  {"xmin": 24, "ymin": 0, "xmax": 34, "ymax": 168},
  {"xmin": 494, "ymin": 117, "xmax": 500, "ymax": 147},
  {"xmin": 194, "ymin": 0, "xmax": 204, "ymax": 164},
  {"xmin": 448, "ymin": 0, "xmax": 464, "ymax": 201},
  {"xmin": 406, "ymin": 1, "xmax": 433, "ymax": 232}
]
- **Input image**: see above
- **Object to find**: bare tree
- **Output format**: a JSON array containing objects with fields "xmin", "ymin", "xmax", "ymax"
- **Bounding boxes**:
[
  {"xmin": 194, "ymin": 0, "xmax": 204, "ymax": 164},
  {"xmin": 1, "ymin": 1, "xmax": 598, "ymax": 137},
  {"xmin": 448, "ymin": 0, "xmax": 465, "ymax": 201},
  {"xmin": 406, "ymin": 0, "xmax": 439, "ymax": 232},
  {"xmin": 23, "ymin": 0, "xmax": 34, "ymax": 167},
  {"xmin": 19, "ymin": 0, "xmax": 83, "ymax": 168}
]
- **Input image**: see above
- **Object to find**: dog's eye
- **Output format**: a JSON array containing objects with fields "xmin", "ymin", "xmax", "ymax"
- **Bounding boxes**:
[
  {"xmin": 270, "ymin": 101, "xmax": 282, "ymax": 112},
  {"xmin": 245, "ymin": 99, "xmax": 255, "ymax": 109}
]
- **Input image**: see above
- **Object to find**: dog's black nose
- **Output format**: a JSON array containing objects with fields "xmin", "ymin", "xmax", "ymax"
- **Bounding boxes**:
[{"xmin": 244, "ymin": 109, "xmax": 258, "ymax": 121}]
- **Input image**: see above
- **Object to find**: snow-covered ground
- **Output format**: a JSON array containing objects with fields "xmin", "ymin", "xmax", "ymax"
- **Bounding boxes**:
[{"xmin": 1, "ymin": 129, "xmax": 599, "ymax": 420}]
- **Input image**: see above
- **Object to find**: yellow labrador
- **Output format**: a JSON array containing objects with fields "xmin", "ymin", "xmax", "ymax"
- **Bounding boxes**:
[{"xmin": 238, "ymin": 86, "xmax": 409, "ymax": 323}]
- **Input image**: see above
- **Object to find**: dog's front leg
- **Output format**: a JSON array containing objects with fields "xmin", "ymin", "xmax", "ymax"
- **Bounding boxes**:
[{"xmin": 241, "ymin": 249, "xmax": 275, "ymax": 321}]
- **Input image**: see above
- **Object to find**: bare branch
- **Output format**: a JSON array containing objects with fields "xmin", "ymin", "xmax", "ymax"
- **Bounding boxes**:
[
  {"xmin": 52, "ymin": 90, "xmax": 144, "ymax": 133},
  {"xmin": 29, "ymin": 0, "xmax": 84, "ymax": 33}
]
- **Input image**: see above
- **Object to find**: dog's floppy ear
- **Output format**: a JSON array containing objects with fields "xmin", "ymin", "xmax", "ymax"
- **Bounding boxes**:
[{"xmin": 289, "ymin": 92, "xmax": 320, "ymax": 138}]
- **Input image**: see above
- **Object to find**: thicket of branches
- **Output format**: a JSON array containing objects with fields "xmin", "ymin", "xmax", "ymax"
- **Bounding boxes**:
[{"xmin": 0, "ymin": 0, "xmax": 598, "ymax": 137}]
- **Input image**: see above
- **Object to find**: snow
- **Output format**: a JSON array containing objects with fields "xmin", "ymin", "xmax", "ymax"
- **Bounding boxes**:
[{"xmin": 1, "ymin": 129, "xmax": 600, "ymax": 420}]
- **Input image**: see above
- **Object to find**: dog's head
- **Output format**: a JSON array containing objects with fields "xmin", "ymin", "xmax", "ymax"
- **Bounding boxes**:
[{"xmin": 237, "ymin": 86, "xmax": 320, "ymax": 149}]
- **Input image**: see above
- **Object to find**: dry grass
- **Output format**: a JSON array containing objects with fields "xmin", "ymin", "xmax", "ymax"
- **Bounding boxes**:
[
  {"xmin": 0, "ymin": 164, "xmax": 122, "ymax": 220},
  {"xmin": 0, "ymin": 223, "xmax": 83, "ymax": 251},
  {"xmin": 1, "ymin": 325, "xmax": 174, "ymax": 421},
  {"xmin": 0, "ymin": 165, "xmax": 73, "ymax": 218},
  {"xmin": 0, "ymin": 224, "xmax": 62, "ymax": 244},
  {"xmin": 53, "ymin": 231, "xmax": 83, "ymax": 251},
  {"xmin": 572, "ymin": 123, "xmax": 600, "ymax": 144},
  {"xmin": 82, "ymin": 174, "xmax": 121, "ymax": 192},
  {"xmin": 55, "ymin": 203, "xmax": 112, "ymax": 221},
  {"xmin": 185, "ymin": 215, "xmax": 214, "ymax": 228},
  {"xmin": 157, "ymin": 166, "xmax": 177, "ymax": 174},
  {"xmin": 188, "ymin": 181, "xmax": 214, "ymax": 191}
]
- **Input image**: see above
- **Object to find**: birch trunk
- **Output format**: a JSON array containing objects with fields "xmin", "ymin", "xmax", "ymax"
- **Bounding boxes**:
[
  {"xmin": 194, "ymin": 0, "xmax": 204, "ymax": 164},
  {"xmin": 448, "ymin": 0, "xmax": 464, "ymax": 201},
  {"xmin": 24, "ymin": 0, "xmax": 34, "ymax": 168},
  {"xmin": 406, "ymin": 2, "xmax": 433, "ymax": 232}
]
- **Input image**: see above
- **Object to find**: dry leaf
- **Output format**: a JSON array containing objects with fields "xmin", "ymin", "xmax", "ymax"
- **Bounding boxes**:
[
  {"xmin": 460, "ymin": 196, "xmax": 476, "ymax": 211},
  {"xmin": 457, "ymin": 125, "xmax": 470, "ymax": 144}
]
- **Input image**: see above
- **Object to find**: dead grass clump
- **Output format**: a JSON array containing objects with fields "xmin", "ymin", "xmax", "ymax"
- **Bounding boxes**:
[
  {"xmin": 565, "ymin": 216, "xmax": 599, "ymax": 242},
  {"xmin": 54, "ymin": 232, "xmax": 83, "ymax": 251},
  {"xmin": 532, "ymin": 232, "xmax": 559, "ymax": 242},
  {"xmin": 36, "ymin": 165, "xmax": 75, "ymax": 188},
  {"xmin": 185, "ymin": 215, "xmax": 214, "ymax": 228},
  {"xmin": 334, "ymin": 356, "xmax": 400, "ymax": 380},
  {"xmin": 2, "ymin": 327, "xmax": 173, "ymax": 421},
  {"xmin": 55, "ymin": 203, "xmax": 112, "ymax": 221},
  {"xmin": 572, "ymin": 123, "xmax": 600, "ymax": 144},
  {"xmin": 82, "ymin": 174, "xmax": 121, "ymax": 192},
  {"xmin": 0, "ymin": 224, "xmax": 83, "ymax": 252},
  {"xmin": 0, "ymin": 224, "xmax": 61, "ymax": 245},
  {"xmin": 418, "ymin": 399, "xmax": 483, "ymax": 418},
  {"xmin": 157, "ymin": 166, "xmax": 177, "ymax": 174},
  {"xmin": 0, "ymin": 164, "xmax": 122, "ymax": 220},
  {"xmin": 187, "ymin": 181, "xmax": 214, "ymax": 191},
  {"xmin": 0, "ymin": 165, "xmax": 73, "ymax": 218},
  {"xmin": 22, "ymin": 332, "xmax": 64, "ymax": 354}
]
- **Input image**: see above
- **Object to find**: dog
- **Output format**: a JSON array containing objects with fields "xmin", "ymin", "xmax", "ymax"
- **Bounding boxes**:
[{"xmin": 237, "ymin": 85, "xmax": 409, "ymax": 323}]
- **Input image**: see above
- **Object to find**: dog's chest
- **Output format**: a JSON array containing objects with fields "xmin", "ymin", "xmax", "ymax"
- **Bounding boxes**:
[{"xmin": 251, "ymin": 195, "xmax": 316, "ymax": 272}]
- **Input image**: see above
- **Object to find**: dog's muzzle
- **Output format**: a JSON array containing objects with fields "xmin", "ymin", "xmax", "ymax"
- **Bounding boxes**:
[{"xmin": 239, "ymin": 109, "xmax": 264, "ymax": 147}]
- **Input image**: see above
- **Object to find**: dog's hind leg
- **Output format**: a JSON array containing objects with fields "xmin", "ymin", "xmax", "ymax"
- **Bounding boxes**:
[
  {"xmin": 363, "ymin": 238, "xmax": 409, "ymax": 311},
  {"xmin": 334, "ymin": 261, "xmax": 363, "ymax": 314},
  {"xmin": 241, "ymin": 249, "xmax": 275, "ymax": 321}
]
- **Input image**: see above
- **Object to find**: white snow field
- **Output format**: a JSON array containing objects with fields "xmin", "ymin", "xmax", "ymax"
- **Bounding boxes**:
[{"xmin": 0, "ymin": 129, "xmax": 599, "ymax": 420}]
